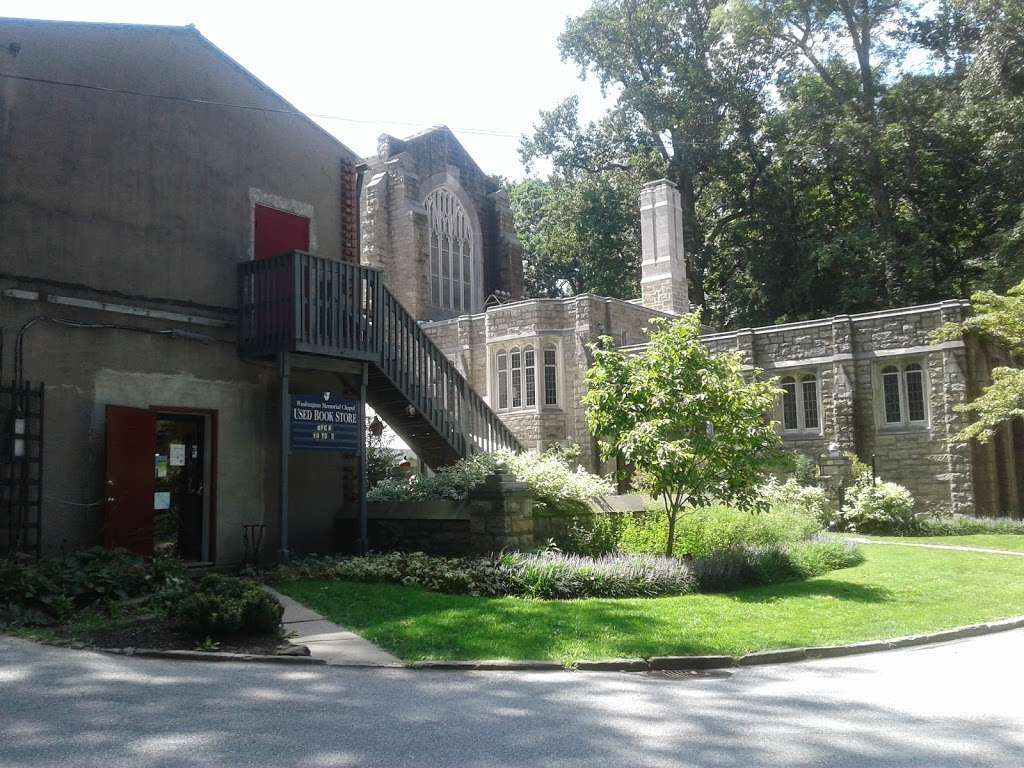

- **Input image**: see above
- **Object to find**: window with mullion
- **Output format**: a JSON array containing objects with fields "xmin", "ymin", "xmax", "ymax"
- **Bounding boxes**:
[
  {"xmin": 543, "ymin": 347, "xmax": 558, "ymax": 406},
  {"xmin": 525, "ymin": 349, "xmax": 536, "ymax": 407}
]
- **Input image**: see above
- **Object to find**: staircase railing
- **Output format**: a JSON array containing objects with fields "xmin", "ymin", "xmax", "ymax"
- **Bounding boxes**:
[{"xmin": 239, "ymin": 251, "xmax": 520, "ymax": 458}]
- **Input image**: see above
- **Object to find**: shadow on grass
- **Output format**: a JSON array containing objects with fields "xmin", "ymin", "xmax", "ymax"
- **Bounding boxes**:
[{"xmin": 730, "ymin": 578, "xmax": 893, "ymax": 605}]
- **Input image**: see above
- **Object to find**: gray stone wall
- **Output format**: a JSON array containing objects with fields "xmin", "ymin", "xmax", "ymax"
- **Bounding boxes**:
[
  {"xmin": 426, "ymin": 292, "xmax": 1020, "ymax": 516},
  {"xmin": 360, "ymin": 126, "xmax": 524, "ymax": 322}
]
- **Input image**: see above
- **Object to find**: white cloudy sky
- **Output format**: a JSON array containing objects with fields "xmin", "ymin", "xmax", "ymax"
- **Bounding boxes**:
[{"xmin": 5, "ymin": 0, "xmax": 615, "ymax": 179}]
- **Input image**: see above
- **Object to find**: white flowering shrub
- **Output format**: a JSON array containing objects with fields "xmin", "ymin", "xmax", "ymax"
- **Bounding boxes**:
[
  {"xmin": 366, "ymin": 448, "xmax": 613, "ymax": 516},
  {"xmin": 760, "ymin": 477, "xmax": 830, "ymax": 525},
  {"xmin": 835, "ymin": 480, "xmax": 917, "ymax": 534}
]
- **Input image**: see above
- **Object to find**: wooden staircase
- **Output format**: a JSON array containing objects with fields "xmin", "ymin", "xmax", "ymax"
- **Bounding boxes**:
[{"xmin": 238, "ymin": 251, "xmax": 520, "ymax": 467}]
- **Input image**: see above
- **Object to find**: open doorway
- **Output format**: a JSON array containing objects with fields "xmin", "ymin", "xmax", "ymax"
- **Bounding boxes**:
[
  {"xmin": 153, "ymin": 414, "xmax": 210, "ymax": 561},
  {"xmin": 103, "ymin": 407, "xmax": 215, "ymax": 561}
]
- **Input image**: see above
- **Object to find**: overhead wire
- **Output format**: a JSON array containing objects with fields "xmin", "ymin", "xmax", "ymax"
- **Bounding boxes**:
[{"xmin": 0, "ymin": 73, "xmax": 522, "ymax": 138}]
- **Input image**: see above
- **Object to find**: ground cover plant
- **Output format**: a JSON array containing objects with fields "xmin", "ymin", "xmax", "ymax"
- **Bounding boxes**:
[
  {"xmin": 275, "ymin": 545, "xmax": 1024, "ymax": 662},
  {"xmin": 0, "ymin": 548, "xmax": 285, "ymax": 649}
]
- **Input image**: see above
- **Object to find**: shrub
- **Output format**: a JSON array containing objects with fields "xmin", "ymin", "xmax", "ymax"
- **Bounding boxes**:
[
  {"xmin": 760, "ymin": 477, "xmax": 830, "ymax": 526},
  {"xmin": 835, "ymin": 480, "xmax": 917, "ymax": 534},
  {"xmin": 556, "ymin": 512, "xmax": 626, "ymax": 556},
  {"xmin": 173, "ymin": 575, "xmax": 282, "ymax": 638},
  {"xmin": 504, "ymin": 551, "xmax": 695, "ymax": 599},
  {"xmin": 691, "ymin": 537, "xmax": 863, "ymax": 592},
  {"xmin": 271, "ymin": 550, "xmax": 693, "ymax": 600},
  {"xmin": 367, "ymin": 448, "xmax": 613, "ymax": 518},
  {"xmin": 915, "ymin": 514, "xmax": 1024, "ymax": 537},
  {"xmin": 271, "ymin": 552, "xmax": 517, "ymax": 597},
  {"xmin": 619, "ymin": 504, "xmax": 821, "ymax": 558},
  {"xmin": 0, "ymin": 548, "xmax": 189, "ymax": 627}
]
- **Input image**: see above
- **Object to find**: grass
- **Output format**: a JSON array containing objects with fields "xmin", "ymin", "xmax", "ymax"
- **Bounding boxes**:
[
  {"xmin": 863, "ymin": 534, "xmax": 1024, "ymax": 553},
  {"xmin": 276, "ymin": 545, "xmax": 1024, "ymax": 662}
]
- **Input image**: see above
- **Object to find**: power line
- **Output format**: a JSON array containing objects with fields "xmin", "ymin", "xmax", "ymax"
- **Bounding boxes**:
[{"xmin": 0, "ymin": 73, "xmax": 523, "ymax": 139}]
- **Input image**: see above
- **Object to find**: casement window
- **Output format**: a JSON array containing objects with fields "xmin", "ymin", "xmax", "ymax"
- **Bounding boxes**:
[
  {"xmin": 493, "ymin": 343, "xmax": 560, "ymax": 412},
  {"xmin": 878, "ymin": 361, "xmax": 929, "ymax": 428},
  {"xmin": 524, "ymin": 349, "xmax": 536, "ymax": 408},
  {"xmin": 426, "ymin": 188, "xmax": 474, "ymax": 314},
  {"xmin": 779, "ymin": 371, "xmax": 821, "ymax": 433},
  {"xmin": 496, "ymin": 351, "xmax": 508, "ymax": 410},
  {"xmin": 543, "ymin": 347, "xmax": 558, "ymax": 407}
]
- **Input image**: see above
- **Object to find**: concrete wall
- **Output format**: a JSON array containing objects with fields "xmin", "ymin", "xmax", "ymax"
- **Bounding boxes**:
[{"xmin": 0, "ymin": 20, "xmax": 358, "ymax": 309}]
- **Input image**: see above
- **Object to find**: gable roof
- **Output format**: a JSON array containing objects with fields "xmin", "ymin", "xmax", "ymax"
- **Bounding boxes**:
[
  {"xmin": 0, "ymin": 16, "xmax": 361, "ymax": 162},
  {"xmin": 374, "ymin": 125, "xmax": 492, "ymax": 184}
]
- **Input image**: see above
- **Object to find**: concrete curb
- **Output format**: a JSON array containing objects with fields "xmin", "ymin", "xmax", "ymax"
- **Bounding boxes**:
[
  {"xmin": 409, "ymin": 660, "xmax": 566, "ymax": 672},
  {"xmin": 99, "ymin": 647, "xmax": 327, "ymax": 665},
  {"xmin": 32, "ymin": 614, "xmax": 1024, "ymax": 673}
]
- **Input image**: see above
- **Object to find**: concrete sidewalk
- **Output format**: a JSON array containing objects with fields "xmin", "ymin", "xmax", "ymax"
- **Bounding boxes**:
[
  {"xmin": 265, "ymin": 586, "xmax": 402, "ymax": 667},
  {"xmin": 850, "ymin": 538, "xmax": 1024, "ymax": 557}
]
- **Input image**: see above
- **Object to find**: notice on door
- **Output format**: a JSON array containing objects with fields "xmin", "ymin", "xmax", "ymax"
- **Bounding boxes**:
[
  {"xmin": 154, "ymin": 491, "xmax": 171, "ymax": 511},
  {"xmin": 169, "ymin": 443, "xmax": 186, "ymax": 467},
  {"xmin": 290, "ymin": 392, "xmax": 360, "ymax": 452}
]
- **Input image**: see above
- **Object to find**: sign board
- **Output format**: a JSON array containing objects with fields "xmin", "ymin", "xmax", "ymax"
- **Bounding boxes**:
[{"xmin": 290, "ymin": 392, "xmax": 360, "ymax": 452}]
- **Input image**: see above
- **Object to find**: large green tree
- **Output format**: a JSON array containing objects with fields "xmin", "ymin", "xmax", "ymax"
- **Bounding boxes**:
[
  {"xmin": 517, "ymin": 0, "xmax": 1024, "ymax": 326},
  {"xmin": 509, "ymin": 172, "xmax": 642, "ymax": 299},
  {"xmin": 583, "ymin": 313, "xmax": 783, "ymax": 555}
]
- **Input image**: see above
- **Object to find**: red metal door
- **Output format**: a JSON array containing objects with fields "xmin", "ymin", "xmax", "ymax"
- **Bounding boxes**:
[{"xmin": 103, "ymin": 406, "xmax": 157, "ymax": 556}]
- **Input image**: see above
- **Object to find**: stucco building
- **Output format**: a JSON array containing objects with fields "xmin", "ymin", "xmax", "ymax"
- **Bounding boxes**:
[
  {"xmin": 0, "ymin": 19, "xmax": 515, "ymax": 562},
  {"xmin": 365, "ymin": 130, "xmax": 1023, "ymax": 518}
]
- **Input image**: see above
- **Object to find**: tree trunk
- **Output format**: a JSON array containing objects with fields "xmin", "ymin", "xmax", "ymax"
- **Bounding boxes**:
[{"xmin": 664, "ymin": 507, "xmax": 678, "ymax": 558}]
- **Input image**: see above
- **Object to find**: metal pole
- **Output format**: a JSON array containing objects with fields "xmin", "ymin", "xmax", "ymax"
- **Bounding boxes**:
[
  {"xmin": 359, "ymin": 362, "xmax": 369, "ymax": 555},
  {"xmin": 279, "ymin": 352, "xmax": 290, "ymax": 563}
]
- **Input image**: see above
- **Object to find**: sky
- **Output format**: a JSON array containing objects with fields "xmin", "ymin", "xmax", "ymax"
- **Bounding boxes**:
[{"xmin": 4, "ymin": 0, "xmax": 615, "ymax": 180}]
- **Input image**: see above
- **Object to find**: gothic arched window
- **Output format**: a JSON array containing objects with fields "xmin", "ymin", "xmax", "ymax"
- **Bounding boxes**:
[{"xmin": 426, "ymin": 188, "xmax": 474, "ymax": 314}]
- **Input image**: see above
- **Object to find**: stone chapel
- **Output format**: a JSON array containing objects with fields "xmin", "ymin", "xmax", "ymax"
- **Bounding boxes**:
[{"xmin": 362, "ymin": 125, "xmax": 1024, "ymax": 518}]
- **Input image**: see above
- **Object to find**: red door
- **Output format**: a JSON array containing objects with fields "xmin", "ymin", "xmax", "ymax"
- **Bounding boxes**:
[
  {"xmin": 254, "ymin": 204, "xmax": 309, "ymax": 260},
  {"xmin": 103, "ymin": 406, "xmax": 157, "ymax": 556}
]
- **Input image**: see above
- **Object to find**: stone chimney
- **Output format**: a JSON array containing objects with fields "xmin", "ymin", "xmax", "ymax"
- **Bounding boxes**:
[{"xmin": 639, "ymin": 179, "xmax": 690, "ymax": 315}]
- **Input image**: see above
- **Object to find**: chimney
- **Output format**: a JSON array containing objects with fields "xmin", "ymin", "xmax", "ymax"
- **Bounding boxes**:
[{"xmin": 639, "ymin": 179, "xmax": 690, "ymax": 315}]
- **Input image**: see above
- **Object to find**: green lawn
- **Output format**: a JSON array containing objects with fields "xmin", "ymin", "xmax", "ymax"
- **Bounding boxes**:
[
  {"xmin": 863, "ymin": 534, "xmax": 1024, "ymax": 553},
  {"xmin": 276, "ymin": 545, "xmax": 1024, "ymax": 662}
]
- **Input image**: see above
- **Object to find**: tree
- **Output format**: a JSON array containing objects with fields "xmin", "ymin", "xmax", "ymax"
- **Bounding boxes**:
[
  {"xmin": 509, "ymin": 173, "xmax": 642, "ymax": 299},
  {"xmin": 521, "ymin": 1, "xmax": 776, "ymax": 309},
  {"xmin": 933, "ymin": 279, "xmax": 1024, "ymax": 443},
  {"xmin": 582, "ymin": 313, "xmax": 783, "ymax": 555}
]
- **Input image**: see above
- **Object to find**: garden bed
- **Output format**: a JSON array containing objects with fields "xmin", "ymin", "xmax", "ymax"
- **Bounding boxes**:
[{"xmin": 275, "ymin": 544, "xmax": 1024, "ymax": 662}]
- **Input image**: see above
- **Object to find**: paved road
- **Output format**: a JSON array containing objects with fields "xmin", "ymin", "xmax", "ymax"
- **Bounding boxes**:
[{"xmin": 2, "ymin": 631, "xmax": 1022, "ymax": 768}]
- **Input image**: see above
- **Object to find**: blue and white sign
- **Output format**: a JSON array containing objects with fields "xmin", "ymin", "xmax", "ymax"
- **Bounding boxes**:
[{"xmin": 290, "ymin": 392, "xmax": 360, "ymax": 452}]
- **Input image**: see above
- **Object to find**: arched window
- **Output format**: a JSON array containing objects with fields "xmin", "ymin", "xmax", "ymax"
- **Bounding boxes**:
[
  {"xmin": 882, "ymin": 365, "xmax": 902, "ymax": 424},
  {"xmin": 878, "ymin": 361, "xmax": 929, "ymax": 427},
  {"xmin": 510, "ymin": 348, "xmax": 523, "ymax": 408},
  {"xmin": 780, "ymin": 376, "xmax": 798, "ymax": 431},
  {"xmin": 426, "ymin": 188, "xmax": 474, "ymax": 314},
  {"xmin": 801, "ymin": 374, "xmax": 819, "ymax": 430},
  {"xmin": 905, "ymin": 363, "xmax": 925, "ymax": 422},
  {"xmin": 779, "ymin": 371, "xmax": 820, "ymax": 433},
  {"xmin": 543, "ymin": 346, "xmax": 558, "ymax": 406}
]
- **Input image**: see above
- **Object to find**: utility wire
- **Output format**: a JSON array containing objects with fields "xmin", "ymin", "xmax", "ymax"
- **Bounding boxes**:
[{"xmin": 0, "ymin": 73, "xmax": 522, "ymax": 138}]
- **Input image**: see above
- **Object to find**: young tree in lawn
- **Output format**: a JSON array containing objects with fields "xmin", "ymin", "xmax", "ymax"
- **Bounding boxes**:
[
  {"xmin": 583, "ymin": 312, "xmax": 783, "ymax": 556},
  {"xmin": 932, "ymin": 279, "xmax": 1024, "ymax": 443}
]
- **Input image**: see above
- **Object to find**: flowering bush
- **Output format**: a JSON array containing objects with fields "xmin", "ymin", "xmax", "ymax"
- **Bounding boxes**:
[
  {"xmin": 760, "ymin": 477, "xmax": 830, "ymax": 525},
  {"xmin": 367, "ymin": 448, "xmax": 613, "ymax": 517},
  {"xmin": 692, "ymin": 536, "xmax": 863, "ymax": 591},
  {"xmin": 835, "ymin": 480, "xmax": 917, "ymax": 534},
  {"xmin": 917, "ymin": 514, "xmax": 1024, "ymax": 536},
  {"xmin": 269, "ymin": 550, "xmax": 693, "ymax": 599}
]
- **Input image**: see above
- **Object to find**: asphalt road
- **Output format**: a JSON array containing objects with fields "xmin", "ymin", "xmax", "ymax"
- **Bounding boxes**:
[{"xmin": 2, "ymin": 630, "xmax": 1022, "ymax": 768}]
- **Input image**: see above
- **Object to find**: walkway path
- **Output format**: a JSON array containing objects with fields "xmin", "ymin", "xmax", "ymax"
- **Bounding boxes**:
[
  {"xmin": 849, "ymin": 537, "xmax": 1024, "ymax": 558},
  {"xmin": 265, "ymin": 586, "xmax": 401, "ymax": 667}
]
